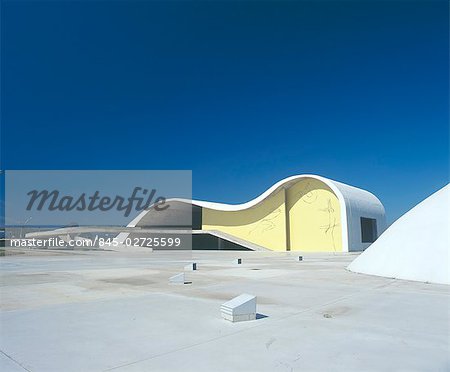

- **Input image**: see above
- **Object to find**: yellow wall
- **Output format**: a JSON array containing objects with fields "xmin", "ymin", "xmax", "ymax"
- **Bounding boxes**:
[
  {"xmin": 202, "ymin": 189, "xmax": 288, "ymax": 251},
  {"xmin": 202, "ymin": 178, "xmax": 342, "ymax": 252},
  {"xmin": 286, "ymin": 179, "xmax": 342, "ymax": 252}
]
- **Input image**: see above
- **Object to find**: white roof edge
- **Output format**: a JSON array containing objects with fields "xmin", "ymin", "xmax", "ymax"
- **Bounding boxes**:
[
  {"xmin": 330, "ymin": 179, "xmax": 385, "ymax": 211},
  {"xmin": 129, "ymin": 174, "xmax": 381, "ymax": 214},
  {"xmin": 127, "ymin": 175, "xmax": 337, "ymax": 226},
  {"xmin": 182, "ymin": 174, "xmax": 380, "ymax": 212}
]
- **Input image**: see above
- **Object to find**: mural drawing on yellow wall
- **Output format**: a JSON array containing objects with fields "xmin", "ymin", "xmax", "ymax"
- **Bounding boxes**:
[
  {"xmin": 319, "ymin": 199, "xmax": 340, "ymax": 251},
  {"xmin": 248, "ymin": 208, "xmax": 282, "ymax": 235}
]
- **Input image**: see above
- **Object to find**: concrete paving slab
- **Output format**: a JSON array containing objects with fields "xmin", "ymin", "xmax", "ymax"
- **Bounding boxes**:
[
  {"xmin": 0, "ymin": 351, "xmax": 29, "ymax": 372},
  {"xmin": 0, "ymin": 249, "xmax": 448, "ymax": 372}
]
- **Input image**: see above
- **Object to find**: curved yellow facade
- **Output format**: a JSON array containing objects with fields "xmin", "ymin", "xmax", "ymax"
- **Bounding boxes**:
[
  {"xmin": 202, "ymin": 188, "xmax": 288, "ymax": 251},
  {"xmin": 202, "ymin": 178, "xmax": 342, "ymax": 252},
  {"xmin": 286, "ymin": 179, "xmax": 342, "ymax": 252}
]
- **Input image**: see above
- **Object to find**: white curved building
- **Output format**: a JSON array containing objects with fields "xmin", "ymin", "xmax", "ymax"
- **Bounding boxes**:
[
  {"xmin": 348, "ymin": 184, "xmax": 450, "ymax": 284},
  {"xmin": 124, "ymin": 174, "xmax": 386, "ymax": 252}
]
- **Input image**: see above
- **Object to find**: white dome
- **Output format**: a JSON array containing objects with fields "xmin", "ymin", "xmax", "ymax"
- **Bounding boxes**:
[{"xmin": 348, "ymin": 184, "xmax": 450, "ymax": 285}]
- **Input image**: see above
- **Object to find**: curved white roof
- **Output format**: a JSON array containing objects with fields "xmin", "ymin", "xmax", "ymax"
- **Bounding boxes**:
[
  {"xmin": 348, "ymin": 184, "xmax": 450, "ymax": 284},
  {"xmin": 186, "ymin": 174, "xmax": 382, "ymax": 212}
]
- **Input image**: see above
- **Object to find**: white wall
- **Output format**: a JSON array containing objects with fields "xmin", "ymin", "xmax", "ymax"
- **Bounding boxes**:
[{"xmin": 333, "ymin": 180, "xmax": 386, "ymax": 252}]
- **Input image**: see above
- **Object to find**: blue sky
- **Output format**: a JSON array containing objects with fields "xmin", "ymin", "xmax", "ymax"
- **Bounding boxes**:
[{"xmin": 1, "ymin": 1, "xmax": 448, "ymax": 224}]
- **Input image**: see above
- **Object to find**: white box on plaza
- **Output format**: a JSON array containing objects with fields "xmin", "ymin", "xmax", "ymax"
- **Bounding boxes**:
[
  {"xmin": 169, "ymin": 272, "xmax": 186, "ymax": 284},
  {"xmin": 221, "ymin": 294, "xmax": 256, "ymax": 322}
]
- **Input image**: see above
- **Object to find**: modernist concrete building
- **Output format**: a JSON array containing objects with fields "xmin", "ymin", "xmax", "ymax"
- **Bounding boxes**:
[{"xmin": 125, "ymin": 175, "xmax": 386, "ymax": 252}]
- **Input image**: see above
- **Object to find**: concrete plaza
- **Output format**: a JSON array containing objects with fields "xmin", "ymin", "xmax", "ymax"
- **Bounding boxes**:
[{"xmin": 1, "ymin": 249, "xmax": 449, "ymax": 371}]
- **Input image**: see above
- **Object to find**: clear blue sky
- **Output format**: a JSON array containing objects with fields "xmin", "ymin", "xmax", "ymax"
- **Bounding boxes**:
[{"xmin": 1, "ymin": 1, "xmax": 448, "ymax": 224}]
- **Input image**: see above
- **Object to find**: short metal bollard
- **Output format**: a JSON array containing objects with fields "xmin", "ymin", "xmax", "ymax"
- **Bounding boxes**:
[{"xmin": 184, "ymin": 263, "xmax": 197, "ymax": 271}]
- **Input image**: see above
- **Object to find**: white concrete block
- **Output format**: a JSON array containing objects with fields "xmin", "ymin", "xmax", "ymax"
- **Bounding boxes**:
[
  {"xmin": 169, "ymin": 272, "xmax": 186, "ymax": 284},
  {"xmin": 296, "ymin": 256, "xmax": 303, "ymax": 261},
  {"xmin": 221, "ymin": 294, "xmax": 256, "ymax": 322},
  {"xmin": 184, "ymin": 263, "xmax": 197, "ymax": 271},
  {"xmin": 233, "ymin": 258, "xmax": 242, "ymax": 265}
]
